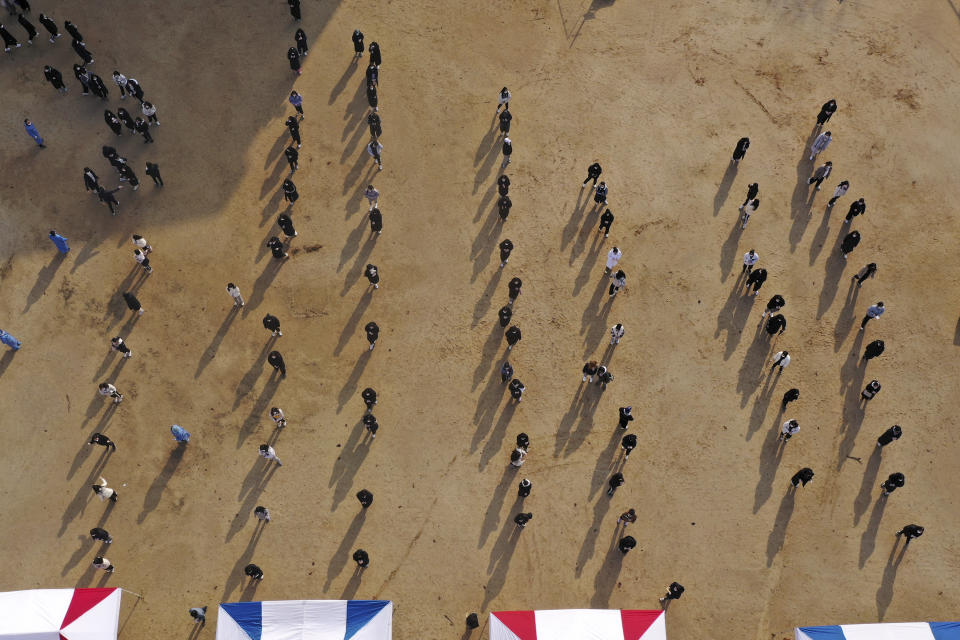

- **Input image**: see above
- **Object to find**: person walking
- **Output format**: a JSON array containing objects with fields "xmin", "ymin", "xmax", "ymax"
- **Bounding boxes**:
[
  {"xmin": 287, "ymin": 46, "xmax": 301, "ymax": 75},
  {"xmin": 119, "ymin": 164, "xmax": 139, "ymax": 190},
  {"xmin": 844, "ymin": 198, "xmax": 866, "ymax": 223},
  {"xmin": 89, "ymin": 72, "xmax": 109, "ymax": 99},
  {"xmin": 366, "ymin": 82, "xmax": 378, "ymax": 111},
  {"xmin": 595, "ymin": 364, "xmax": 608, "ymax": 385},
  {"xmin": 277, "ymin": 213, "xmax": 297, "ymax": 238},
  {"xmin": 513, "ymin": 512, "xmax": 533, "ymax": 528},
  {"xmin": 364, "ymin": 264, "xmax": 380, "ymax": 289},
  {"xmin": 518, "ymin": 478, "xmax": 532, "ymax": 498},
  {"xmin": 860, "ymin": 301, "xmax": 885, "ymax": 330},
  {"xmin": 135, "ymin": 117, "xmax": 153, "ymax": 143},
  {"xmin": 828, "ymin": 180, "xmax": 849, "ymax": 207},
  {"xmin": 593, "ymin": 181, "xmax": 609, "ymax": 207},
  {"xmin": 282, "ymin": 178, "xmax": 299, "ymax": 205},
  {"xmin": 598, "ymin": 208, "xmax": 614, "ymax": 237},
  {"xmin": 285, "ymin": 145, "xmax": 299, "ymax": 173},
  {"xmin": 110, "ymin": 336, "xmax": 132, "ymax": 358},
  {"xmin": 368, "ymin": 41, "xmax": 381, "ymax": 66},
  {"xmin": 778, "ymin": 419, "xmax": 800, "ymax": 442},
  {"xmin": 505, "ymin": 325, "xmax": 521, "ymax": 350},
  {"xmin": 37, "ymin": 12, "xmax": 58, "ymax": 42},
  {"xmin": 740, "ymin": 198, "xmax": 758, "ymax": 229},
  {"xmin": 365, "ymin": 321, "xmax": 380, "ymax": 350},
  {"xmin": 621, "ymin": 433, "xmax": 638, "ymax": 459},
  {"xmin": 17, "ymin": 13, "xmax": 36, "ymax": 43},
  {"xmin": 853, "ymin": 262, "xmax": 877, "ymax": 286},
  {"xmin": 141, "ymin": 101, "xmax": 159, "ymax": 125},
  {"xmin": 123, "ymin": 291, "xmax": 144, "ymax": 316},
  {"xmin": 607, "ymin": 472, "xmax": 625, "ymax": 496},
  {"xmin": 618, "ymin": 536, "xmax": 637, "ymax": 554},
  {"xmin": 288, "ymin": 0, "xmax": 300, "ymax": 20},
  {"xmin": 83, "ymin": 167, "xmax": 99, "ymax": 192},
  {"xmin": 880, "ymin": 472, "xmax": 905, "ymax": 497},
  {"xmin": 133, "ymin": 234, "xmax": 154, "ymax": 254},
  {"xmin": 877, "ymin": 425, "xmax": 902, "ymax": 448},
  {"xmin": 1, "ymin": 22, "xmax": 20, "ymax": 50},
  {"xmin": 618, "ymin": 406, "xmax": 634, "ymax": 429},
  {"xmin": 352, "ymin": 549, "xmax": 370, "ymax": 568},
  {"xmin": 863, "ymin": 339, "xmax": 885, "ymax": 361},
  {"xmin": 739, "ymin": 182, "xmax": 759, "ymax": 211},
  {"xmin": 745, "ymin": 267, "xmax": 767, "ymax": 296},
  {"xmin": 270, "ymin": 407, "xmax": 288, "ymax": 429},
  {"xmin": 497, "ymin": 194, "xmax": 512, "ymax": 221},
  {"xmin": 895, "ymin": 524, "xmax": 924, "ymax": 547},
  {"xmin": 732, "ymin": 137, "xmax": 749, "ymax": 164},
  {"xmin": 97, "ymin": 185, "xmax": 121, "ymax": 214},
  {"xmin": 124, "ymin": 77, "xmax": 144, "ymax": 101},
  {"xmin": 64, "ymin": 19, "xmax": 82, "ymax": 42},
  {"xmin": 605, "ymin": 246, "xmax": 622, "ymax": 274},
  {"xmin": 92, "ymin": 477, "xmax": 118, "ymax": 501},
  {"xmin": 582, "ymin": 361, "xmax": 598, "ymax": 382},
  {"xmin": 145, "ymin": 162, "xmax": 163, "ymax": 186},
  {"xmin": 48, "ymin": 230, "xmax": 69, "ymax": 254},
  {"xmin": 356, "ymin": 489, "xmax": 373, "ymax": 508},
  {"xmin": 498, "ymin": 305, "xmax": 512, "ymax": 328},
  {"xmin": 71, "ymin": 37, "xmax": 92, "ymax": 64},
  {"xmin": 841, "ymin": 230, "xmax": 861, "ymax": 259},
  {"xmin": 367, "ymin": 139, "xmax": 383, "ymax": 170},
  {"xmin": 23, "ymin": 118, "xmax": 44, "ymax": 147},
  {"xmin": 352, "ymin": 29, "xmax": 364, "ymax": 58},
  {"xmin": 43, "ymin": 65, "xmax": 67, "ymax": 93},
  {"xmin": 226, "ymin": 283, "xmax": 245, "ymax": 308},
  {"xmin": 495, "ymin": 87, "xmax": 511, "ymax": 114},
  {"xmin": 496, "ymin": 175, "xmax": 510, "ymax": 198},
  {"xmin": 617, "ymin": 509, "xmax": 637, "ymax": 527},
  {"xmin": 781, "ymin": 388, "xmax": 799, "ymax": 410},
  {"xmin": 117, "ymin": 107, "xmax": 136, "ymax": 133},
  {"xmin": 73, "ymin": 64, "xmax": 90, "ymax": 94},
  {"xmin": 90, "ymin": 527, "xmax": 112, "ymax": 543},
  {"xmin": 507, "ymin": 277, "xmax": 522, "ymax": 305},
  {"xmin": 244, "ymin": 564, "xmax": 264, "ymax": 580},
  {"xmin": 582, "ymin": 162, "xmax": 602, "ymax": 188},
  {"xmin": 771, "ymin": 350, "xmax": 791, "ymax": 371},
  {"xmin": 259, "ymin": 444, "xmax": 283, "ymax": 466},
  {"xmin": 98, "ymin": 382, "xmax": 123, "ymax": 404},
  {"xmin": 189, "ymin": 607, "xmax": 208, "ymax": 625},
  {"xmin": 0, "ymin": 329, "xmax": 21, "ymax": 350},
  {"xmin": 267, "ymin": 236, "xmax": 288, "ymax": 259},
  {"xmin": 761, "ymin": 294, "xmax": 785, "ymax": 320},
  {"xmin": 609, "ymin": 269, "xmax": 626, "ymax": 297},
  {"xmin": 659, "ymin": 582, "xmax": 685, "ymax": 605},
  {"xmin": 501, "ymin": 136, "xmax": 512, "ymax": 168},
  {"xmin": 369, "ymin": 206, "xmax": 383, "ymax": 235},
  {"xmin": 286, "ymin": 115, "xmax": 301, "ymax": 148},
  {"xmin": 790, "ymin": 467, "xmax": 814, "ymax": 488},
  {"xmin": 816, "ymin": 99, "xmax": 837, "ymax": 127},
  {"xmin": 498, "ymin": 238, "xmax": 513, "ymax": 267},
  {"xmin": 808, "ymin": 161, "xmax": 832, "ymax": 190},
  {"xmin": 362, "ymin": 414, "xmax": 379, "ymax": 437},
  {"xmin": 610, "ymin": 323, "xmax": 625, "ymax": 345},
  {"xmin": 367, "ymin": 110, "xmax": 381, "ymax": 138},
  {"xmin": 598, "ymin": 367, "xmax": 614, "ymax": 390},
  {"xmin": 498, "ymin": 104, "xmax": 512, "ymax": 135},
  {"xmin": 508, "ymin": 378, "xmax": 525, "ymax": 401},
  {"xmin": 263, "ymin": 314, "xmax": 282, "ymax": 336},
  {"xmin": 170, "ymin": 425, "xmax": 191, "ymax": 443},
  {"xmin": 294, "ymin": 28, "xmax": 308, "ymax": 57},
  {"xmin": 765, "ymin": 313, "xmax": 787, "ymax": 337},
  {"xmin": 92, "ymin": 557, "xmax": 114, "ymax": 573},
  {"xmin": 253, "ymin": 506, "xmax": 271, "ymax": 523},
  {"xmin": 361, "ymin": 387, "xmax": 378, "ymax": 410},
  {"xmin": 112, "ymin": 70, "xmax": 127, "ymax": 98},
  {"xmin": 809, "ymin": 131, "xmax": 832, "ymax": 160},
  {"xmin": 134, "ymin": 248, "xmax": 152, "ymax": 274},
  {"xmin": 742, "ymin": 249, "xmax": 758, "ymax": 274},
  {"xmin": 88, "ymin": 433, "xmax": 116, "ymax": 450},
  {"xmin": 510, "ymin": 448, "xmax": 526, "ymax": 467},
  {"xmin": 268, "ymin": 351, "xmax": 286, "ymax": 377}
]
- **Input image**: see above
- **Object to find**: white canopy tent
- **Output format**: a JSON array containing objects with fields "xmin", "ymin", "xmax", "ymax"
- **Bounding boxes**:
[{"xmin": 0, "ymin": 588, "xmax": 122, "ymax": 640}]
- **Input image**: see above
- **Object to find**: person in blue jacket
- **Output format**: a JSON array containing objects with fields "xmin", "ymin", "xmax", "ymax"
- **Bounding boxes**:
[{"xmin": 49, "ymin": 230, "xmax": 70, "ymax": 253}]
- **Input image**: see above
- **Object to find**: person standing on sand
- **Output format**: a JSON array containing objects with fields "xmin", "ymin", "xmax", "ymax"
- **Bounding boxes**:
[
  {"xmin": 226, "ymin": 283, "xmax": 244, "ymax": 307},
  {"xmin": 369, "ymin": 207, "xmax": 383, "ymax": 234},
  {"xmin": 810, "ymin": 131, "xmax": 832, "ymax": 160},
  {"xmin": 49, "ymin": 230, "xmax": 69, "ymax": 253},
  {"xmin": 499, "ymin": 238, "xmax": 513, "ymax": 267},
  {"xmin": 367, "ymin": 139, "xmax": 383, "ymax": 170},
  {"xmin": 501, "ymin": 136, "xmax": 512, "ymax": 168},
  {"xmin": 365, "ymin": 321, "xmax": 380, "ymax": 350},
  {"xmin": 123, "ymin": 291, "xmax": 144, "ymax": 315},
  {"xmin": 496, "ymin": 87, "xmax": 511, "ymax": 114},
  {"xmin": 268, "ymin": 351, "xmax": 287, "ymax": 376},
  {"xmin": 352, "ymin": 29, "xmax": 364, "ymax": 58},
  {"xmin": 582, "ymin": 162, "xmax": 602, "ymax": 188},
  {"xmin": 771, "ymin": 350, "xmax": 790, "ymax": 371},
  {"xmin": 287, "ymin": 46, "xmax": 301, "ymax": 75},
  {"xmin": 808, "ymin": 161, "xmax": 832, "ymax": 190},
  {"xmin": 790, "ymin": 467, "xmax": 814, "ymax": 488},
  {"xmin": 877, "ymin": 425, "xmax": 902, "ymax": 448},
  {"xmin": 742, "ymin": 249, "xmax": 758, "ymax": 274},
  {"xmin": 605, "ymin": 246, "xmax": 621, "ymax": 274},
  {"xmin": 732, "ymin": 137, "xmax": 749, "ymax": 164},
  {"xmin": 607, "ymin": 472, "xmax": 625, "ymax": 496},
  {"xmin": 286, "ymin": 115, "xmax": 301, "ymax": 148},
  {"xmin": 259, "ymin": 444, "xmax": 283, "ymax": 466},
  {"xmin": 739, "ymin": 182, "xmax": 759, "ymax": 210},
  {"xmin": 815, "ymin": 99, "xmax": 837, "ymax": 128},
  {"xmin": 841, "ymin": 230, "xmax": 860, "ymax": 258},
  {"xmin": 744, "ymin": 267, "xmax": 767, "ymax": 296},
  {"xmin": 828, "ymin": 180, "xmax": 849, "ymax": 207},
  {"xmin": 263, "ymin": 314, "xmax": 282, "ymax": 337},
  {"xmin": 289, "ymin": 90, "xmax": 304, "ymax": 118},
  {"xmin": 498, "ymin": 105, "xmax": 511, "ymax": 136},
  {"xmin": 145, "ymin": 162, "xmax": 163, "ymax": 186},
  {"xmin": 498, "ymin": 305, "xmax": 512, "ymax": 328},
  {"xmin": 367, "ymin": 111, "xmax": 381, "ymax": 138}
]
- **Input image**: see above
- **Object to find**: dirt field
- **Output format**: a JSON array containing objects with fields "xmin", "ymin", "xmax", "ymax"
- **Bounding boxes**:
[{"xmin": 1, "ymin": 0, "xmax": 959, "ymax": 638}]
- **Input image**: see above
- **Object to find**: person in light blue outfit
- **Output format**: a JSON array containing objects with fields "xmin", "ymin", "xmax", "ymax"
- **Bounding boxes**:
[
  {"xmin": 23, "ymin": 119, "xmax": 45, "ymax": 147},
  {"xmin": 170, "ymin": 425, "xmax": 191, "ymax": 442},
  {"xmin": 49, "ymin": 230, "xmax": 70, "ymax": 253},
  {"xmin": 0, "ymin": 329, "xmax": 21, "ymax": 350}
]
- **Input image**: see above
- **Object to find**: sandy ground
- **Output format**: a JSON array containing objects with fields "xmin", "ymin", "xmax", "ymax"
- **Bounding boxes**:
[{"xmin": 1, "ymin": 0, "xmax": 960, "ymax": 638}]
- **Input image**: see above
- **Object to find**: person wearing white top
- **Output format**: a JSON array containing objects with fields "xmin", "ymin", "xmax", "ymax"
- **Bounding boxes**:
[
  {"xmin": 605, "ymin": 247, "xmax": 622, "ymax": 274},
  {"xmin": 112, "ymin": 71, "xmax": 128, "ymax": 98},
  {"xmin": 92, "ymin": 477, "xmax": 118, "ymax": 502},
  {"xmin": 610, "ymin": 323, "xmax": 625, "ymax": 345},
  {"xmin": 740, "ymin": 199, "xmax": 759, "ymax": 229},
  {"xmin": 131, "ymin": 234, "xmax": 152, "ymax": 253},
  {"xmin": 495, "ymin": 87, "xmax": 511, "ymax": 114},
  {"xmin": 809, "ymin": 131, "xmax": 832, "ymax": 160},
  {"xmin": 828, "ymin": 180, "xmax": 849, "ymax": 207},
  {"xmin": 771, "ymin": 351, "xmax": 791, "ymax": 371},
  {"xmin": 742, "ymin": 249, "xmax": 759, "ymax": 273},
  {"xmin": 259, "ymin": 444, "xmax": 283, "ymax": 466},
  {"xmin": 92, "ymin": 556, "xmax": 114, "ymax": 572},
  {"xmin": 226, "ymin": 283, "xmax": 244, "ymax": 307},
  {"xmin": 363, "ymin": 185, "xmax": 379, "ymax": 211},
  {"xmin": 779, "ymin": 419, "xmax": 800, "ymax": 442}
]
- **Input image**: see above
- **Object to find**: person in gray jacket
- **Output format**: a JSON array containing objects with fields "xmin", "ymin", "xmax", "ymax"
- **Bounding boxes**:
[
  {"xmin": 808, "ymin": 161, "xmax": 832, "ymax": 190},
  {"xmin": 809, "ymin": 131, "xmax": 832, "ymax": 160}
]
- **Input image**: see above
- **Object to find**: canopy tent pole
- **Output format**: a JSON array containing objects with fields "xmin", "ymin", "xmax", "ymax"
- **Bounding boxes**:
[{"xmin": 120, "ymin": 588, "xmax": 144, "ymax": 601}]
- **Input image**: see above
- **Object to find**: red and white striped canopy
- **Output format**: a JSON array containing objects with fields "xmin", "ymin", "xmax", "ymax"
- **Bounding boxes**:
[
  {"xmin": 490, "ymin": 609, "xmax": 666, "ymax": 640},
  {"xmin": 0, "ymin": 588, "xmax": 121, "ymax": 640}
]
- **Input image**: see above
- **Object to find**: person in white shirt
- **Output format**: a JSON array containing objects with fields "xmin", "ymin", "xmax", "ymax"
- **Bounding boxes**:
[
  {"xmin": 605, "ymin": 247, "xmax": 622, "ymax": 274},
  {"xmin": 134, "ymin": 249, "xmax": 152, "ymax": 274},
  {"xmin": 827, "ymin": 180, "xmax": 849, "ymax": 207},
  {"xmin": 609, "ymin": 269, "xmax": 626, "ymax": 297},
  {"xmin": 495, "ymin": 87, "xmax": 511, "ymax": 114},
  {"xmin": 226, "ymin": 282, "xmax": 244, "ymax": 307},
  {"xmin": 92, "ymin": 477, "xmax": 118, "ymax": 502},
  {"xmin": 809, "ymin": 131, "xmax": 832, "ymax": 160},
  {"xmin": 363, "ymin": 185, "xmax": 379, "ymax": 211},
  {"xmin": 92, "ymin": 556, "xmax": 114, "ymax": 572},
  {"xmin": 860, "ymin": 301, "xmax": 885, "ymax": 330},
  {"xmin": 98, "ymin": 382, "xmax": 123, "ymax": 403},
  {"xmin": 131, "ymin": 234, "xmax": 152, "ymax": 253},
  {"xmin": 259, "ymin": 444, "xmax": 283, "ymax": 466},
  {"xmin": 771, "ymin": 350, "xmax": 791, "ymax": 371},
  {"xmin": 610, "ymin": 323, "xmax": 625, "ymax": 345},
  {"xmin": 112, "ymin": 71, "xmax": 128, "ymax": 98},
  {"xmin": 270, "ymin": 407, "xmax": 286, "ymax": 428},
  {"xmin": 742, "ymin": 249, "xmax": 758, "ymax": 273},
  {"xmin": 141, "ymin": 100, "xmax": 159, "ymax": 126},
  {"xmin": 740, "ymin": 199, "xmax": 759, "ymax": 229},
  {"xmin": 778, "ymin": 419, "xmax": 800, "ymax": 442}
]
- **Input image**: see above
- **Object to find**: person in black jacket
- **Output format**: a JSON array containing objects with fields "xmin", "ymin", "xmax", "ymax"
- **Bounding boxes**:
[
  {"xmin": 268, "ymin": 350, "xmax": 286, "ymax": 377},
  {"xmin": 356, "ymin": 489, "xmax": 373, "ymax": 507},
  {"xmin": 282, "ymin": 178, "xmax": 298, "ymax": 205},
  {"xmin": 505, "ymin": 325, "xmax": 521, "ymax": 350},
  {"xmin": 266, "ymin": 237, "xmax": 287, "ymax": 260},
  {"xmin": 44, "ymin": 65, "xmax": 66, "ymax": 93},
  {"xmin": 284, "ymin": 146, "xmax": 298, "ymax": 172},
  {"xmin": 598, "ymin": 209, "xmax": 614, "ymax": 237},
  {"xmin": 118, "ymin": 163, "xmax": 139, "ymax": 190},
  {"xmin": 287, "ymin": 47, "xmax": 301, "ymax": 75},
  {"xmin": 498, "ymin": 105, "xmax": 512, "ymax": 135},
  {"xmin": 365, "ymin": 321, "xmax": 379, "ymax": 350},
  {"xmin": 145, "ymin": 162, "xmax": 163, "ymax": 186},
  {"xmin": 744, "ymin": 267, "xmax": 767, "ymax": 296},
  {"xmin": 366, "ymin": 82, "xmax": 378, "ymax": 111},
  {"xmin": 594, "ymin": 181, "xmax": 608, "ymax": 206},
  {"xmin": 286, "ymin": 115, "xmax": 301, "ymax": 147},
  {"xmin": 500, "ymin": 361, "xmax": 513, "ymax": 383},
  {"xmin": 765, "ymin": 313, "xmax": 787, "ymax": 336},
  {"xmin": 98, "ymin": 185, "xmax": 121, "ymax": 214},
  {"xmin": 507, "ymin": 277, "xmax": 522, "ymax": 304},
  {"xmin": 1, "ymin": 22, "xmax": 20, "ymax": 50},
  {"xmin": 367, "ymin": 111, "xmax": 381, "ymax": 138},
  {"xmin": 71, "ymin": 37, "xmax": 92, "ymax": 64},
  {"xmin": 277, "ymin": 213, "xmax": 297, "ymax": 238},
  {"xmin": 362, "ymin": 413, "xmax": 379, "ymax": 437},
  {"xmin": 352, "ymin": 29, "xmax": 364, "ymax": 58},
  {"xmin": 501, "ymin": 136, "xmax": 512, "ymax": 168},
  {"xmin": 582, "ymin": 162, "xmax": 602, "ymax": 188},
  {"xmin": 64, "ymin": 19, "xmax": 81, "ymax": 42},
  {"xmin": 621, "ymin": 433, "xmax": 638, "ymax": 459},
  {"xmin": 369, "ymin": 207, "xmax": 382, "ymax": 234},
  {"xmin": 89, "ymin": 72, "xmax": 108, "ymax": 99},
  {"xmin": 607, "ymin": 472, "xmax": 625, "ymax": 496},
  {"xmin": 497, "ymin": 194, "xmax": 512, "ymax": 221},
  {"xmin": 508, "ymin": 379, "xmax": 525, "ymax": 401},
  {"xmin": 368, "ymin": 41, "xmax": 381, "ymax": 66},
  {"xmin": 135, "ymin": 117, "xmax": 153, "ymax": 143},
  {"xmin": 125, "ymin": 77, "xmax": 144, "ymax": 101},
  {"xmin": 104, "ymin": 110, "xmax": 122, "ymax": 135},
  {"xmin": 18, "ymin": 13, "xmax": 36, "ymax": 43},
  {"xmin": 844, "ymin": 198, "xmax": 866, "ymax": 223},
  {"xmin": 618, "ymin": 406, "xmax": 634, "ymax": 429},
  {"xmin": 840, "ymin": 230, "xmax": 861, "ymax": 258},
  {"xmin": 364, "ymin": 264, "xmax": 380, "ymax": 289},
  {"xmin": 863, "ymin": 339, "xmax": 884, "ymax": 361},
  {"xmin": 760, "ymin": 294, "xmax": 785, "ymax": 320},
  {"xmin": 73, "ymin": 64, "xmax": 89, "ymax": 94},
  {"xmin": 739, "ymin": 182, "xmax": 759, "ymax": 210},
  {"xmin": 732, "ymin": 137, "xmax": 749, "ymax": 164},
  {"xmin": 816, "ymin": 99, "xmax": 837, "ymax": 128},
  {"xmin": 498, "ymin": 305, "xmax": 512, "ymax": 328},
  {"xmin": 618, "ymin": 536, "xmax": 637, "ymax": 554},
  {"xmin": 781, "ymin": 388, "xmax": 799, "ymax": 410},
  {"xmin": 262, "ymin": 314, "xmax": 282, "ymax": 336},
  {"xmin": 288, "ymin": 0, "xmax": 300, "ymax": 20},
  {"xmin": 37, "ymin": 12, "xmax": 58, "ymax": 42},
  {"xmin": 295, "ymin": 28, "xmax": 308, "ymax": 56},
  {"xmin": 497, "ymin": 174, "xmax": 510, "ymax": 196},
  {"xmin": 499, "ymin": 239, "xmax": 513, "ymax": 267},
  {"xmin": 361, "ymin": 387, "xmax": 377, "ymax": 410},
  {"xmin": 365, "ymin": 62, "xmax": 378, "ymax": 87},
  {"xmin": 117, "ymin": 107, "xmax": 136, "ymax": 132},
  {"xmin": 83, "ymin": 167, "xmax": 99, "ymax": 192}
]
